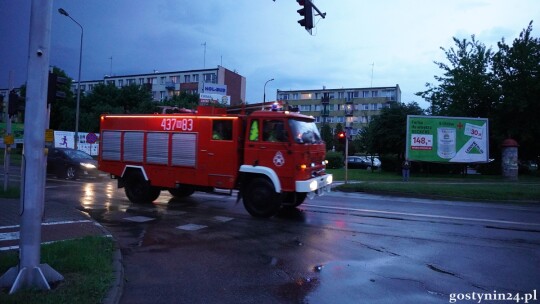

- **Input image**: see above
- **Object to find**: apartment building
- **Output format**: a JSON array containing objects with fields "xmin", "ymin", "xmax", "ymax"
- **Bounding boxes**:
[
  {"xmin": 68, "ymin": 66, "xmax": 246, "ymax": 106},
  {"xmin": 276, "ymin": 85, "xmax": 401, "ymax": 135}
]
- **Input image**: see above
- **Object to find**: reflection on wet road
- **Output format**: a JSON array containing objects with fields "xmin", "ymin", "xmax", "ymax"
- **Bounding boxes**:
[{"xmin": 45, "ymin": 178, "xmax": 540, "ymax": 303}]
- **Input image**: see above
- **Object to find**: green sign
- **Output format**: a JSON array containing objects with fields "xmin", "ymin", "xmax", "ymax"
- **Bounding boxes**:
[{"xmin": 406, "ymin": 116, "xmax": 489, "ymax": 163}]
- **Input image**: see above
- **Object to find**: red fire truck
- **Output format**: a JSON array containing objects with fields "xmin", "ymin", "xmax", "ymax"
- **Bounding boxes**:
[{"xmin": 98, "ymin": 106, "xmax": 332, "ymax": 217}]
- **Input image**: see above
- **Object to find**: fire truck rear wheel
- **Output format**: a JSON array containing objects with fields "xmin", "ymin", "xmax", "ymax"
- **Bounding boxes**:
[
  {"xmin": 124, "ymin": 174, "xmax": 161, "ymax": 204},
  {"xmin": 168, "ymin": 187, "xmax": 195, "ymax": 198},
  {"xmin": 242, "ymin": 177, "xmax": 281, "ymax": 218}
]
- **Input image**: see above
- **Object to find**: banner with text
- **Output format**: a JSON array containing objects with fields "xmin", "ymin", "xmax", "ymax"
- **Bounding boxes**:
[{"xmin": 406, "ymin": 115, "xmax": 489, "ymax": 163}]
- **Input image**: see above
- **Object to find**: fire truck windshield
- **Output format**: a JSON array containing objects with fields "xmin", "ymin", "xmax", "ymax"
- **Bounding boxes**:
[{"xmin": 289, "ymin": 119, "xmax": 322, "ymax": 144}]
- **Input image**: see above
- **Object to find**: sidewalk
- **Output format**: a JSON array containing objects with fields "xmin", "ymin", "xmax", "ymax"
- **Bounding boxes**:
[{"xmin": 0, "ymin": 197, "xmax": 123, "ymax": 304}]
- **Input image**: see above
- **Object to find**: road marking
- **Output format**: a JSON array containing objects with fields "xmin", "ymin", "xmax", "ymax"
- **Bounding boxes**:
[
  {"xmin": 124, "ymin": 216, "xmax": 155, "ymax": 223},
  {"xmin": 303, "ymin": 204, "xmax": 540, "ymax": 227},
  {"xmin": 214, "ymin": 216, "xmax": 233, "ymax": 222},
  {"xmin": 177, "ymin": 224, "xmax": 207, "ymax": 231}
]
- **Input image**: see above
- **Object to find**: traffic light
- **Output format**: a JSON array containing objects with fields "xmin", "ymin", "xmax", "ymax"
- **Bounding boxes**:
[
  {"xmin": 296, "ymin": 0, "xmax": 313, "ymax": 31},
  {"xmin": 8, "ymin": 90, "xmax": 18, "ymax": 117},
  {"xmin": 47, "ymin": 72, "xmax": 68, "ymax": 104},
  {"xmin": 337, "ymin": 131, "xmax": 346, "ymax": 144}
]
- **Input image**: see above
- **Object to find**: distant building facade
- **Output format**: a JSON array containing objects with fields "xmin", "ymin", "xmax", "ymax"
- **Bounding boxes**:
[
  {"xmin": 276, "ymin": 85, "xmax": 401, "ymax": 135},
  {"xmin": 66, "ymin": 66, "xmax": 246, "ymax": 106}
]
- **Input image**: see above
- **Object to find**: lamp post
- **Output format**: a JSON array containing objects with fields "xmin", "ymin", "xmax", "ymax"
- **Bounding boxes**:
[
  {"xmin": 263, "ymin": 78, "xmax": 274, "ymax": 109},
  {"xmin": 58, "ymin": 8, "xmax": 83, "ymax": 150}
]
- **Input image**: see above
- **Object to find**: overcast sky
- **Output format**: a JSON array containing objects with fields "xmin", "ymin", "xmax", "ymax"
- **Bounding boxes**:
[{"xmin": 1, "ymin": 0, "xmax": 538, "ymax": 109}]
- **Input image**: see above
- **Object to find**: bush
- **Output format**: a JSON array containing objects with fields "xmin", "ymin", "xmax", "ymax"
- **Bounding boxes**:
[{"xmin": 326, "ymin": 151, "xmax": 344, "ymax": 169}]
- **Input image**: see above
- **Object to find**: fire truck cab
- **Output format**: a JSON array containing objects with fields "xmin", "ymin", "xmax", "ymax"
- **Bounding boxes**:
[{"xmin": 98, "ymin": 106, "xmax": 332, "ymax": 218}]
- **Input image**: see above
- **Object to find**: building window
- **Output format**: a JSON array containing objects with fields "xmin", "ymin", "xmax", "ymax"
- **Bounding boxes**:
[
  {"xmin": 372, "ymin": 90, "xmax": 378, "ymax": 97},
  {"xmin": 127, "ymin": 79, "xmax": 136, "ymax": 85},
  {"xmin": 363, "ymin": 104, "xmax": 369, "ymax": 110},
  {"xmin": 89, "ymin": 84, "xmax": 94, "ymax": 90},
  {"xmin": 292, "ymin": 93, "xmax": 299, "ymax": 100},
  {"xmin": 354, "ymin": 91, "xmax": 359, "ymax": 98},
  {"xmin": 363, "ymin": 91, "xmax": 369, "ymax": 98},
  {"xmin": 314, "ymin": 105, "xmax": 321, "ymax": 111},
  {"xmin": 139, "ymin": 78, "xmax": 145, "ymax": 85},
  {"xmin": 184, "ymin": 75, "xmax": 191, "ymax": 83},
  {"xmin": 147, "ymin": 77, "xmax": 156, "ymax": 84},
  {"xmin": 370, "ymin": 103, "xmax": 377, "ymax": 110},
  {"xmin": 170, "ymin": 76, "xmax": 179, "ymax": 83},
  {"xmin": 338, "ymin": 92, "xmax": 345, "ymax": 99},
  {"xmin": 300, "ymin": 93, "xmax": 312, "ymax": 100},
  {"xmin": 160, "ymin": 77, "xmax": 166, "ymax": 84},
  {"xmin": 204, "ymin": 73, "xmax": 215, "ymax": 83},
  {"xmin": 315, "ymin": 93, "xmax": 320, "ymax": 99},
  {"xmin": 377, "ymin": 103, "xmax": 383, "ymax": 110},
  {"xmin": 279, "ymin": 94, "xmax": 289, "ymax": 100},
  {"xmin": 118, "ymin": 80, "xmax": 124, "ymax": 87},
  {"xmin": 107, "ymin": 80, "xmax": 115, "ymax": 85},
  {"xmin": 193, "ymin": 74, "xmax": 199, "ymax": 82}
]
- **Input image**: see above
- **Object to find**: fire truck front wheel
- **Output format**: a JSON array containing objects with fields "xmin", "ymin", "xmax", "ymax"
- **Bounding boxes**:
[
  {"xmin": 242, "ymin": 177, "xmax": 281, "ymax": 218},
  {"xmin": 124, "ymin": 174, "xmax": 161, "ymax": 204}
]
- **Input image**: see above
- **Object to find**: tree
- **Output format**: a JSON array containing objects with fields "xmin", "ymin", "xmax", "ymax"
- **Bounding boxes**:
[
  {"xmin": 492, "ymin": 21, "xmax": 540, "ymax": 160},
  {"xmin": 320, "ymin": 123, "xmax": 334, "ymax": 151},
  {"xmin": 360, "ymin": 102, "xmax": 425, "ymax": 160},
  {"xmin": 417, "ymin": 36, "xmax": 499, "ymax": 118},
  {"xmin": 162, "ymin": 91, "xmax": 200, "ymax": 110},
  {"xmin": 418, "ymin": 21, "xmax": 540, "ymax": 161},
  {"xmin": 76, "ymin": 83, "xmax": 156, "ymax": 132}
]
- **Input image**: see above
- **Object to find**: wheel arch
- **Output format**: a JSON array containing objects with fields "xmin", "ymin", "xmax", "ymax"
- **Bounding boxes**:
[
  {"xmin": 118, "ymin": 165, "xmax": 148, "ymax": 188},
  {"xmin": 239, "ymin": 165, "xmax": 281, "ymax": 193}
]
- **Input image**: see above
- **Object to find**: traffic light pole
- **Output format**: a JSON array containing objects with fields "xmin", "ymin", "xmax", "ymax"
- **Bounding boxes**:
[
  {"xmin": 345, "ymin": 134, "xmax": 349, "ymax": 184},
  {"xmin": 0, "ymin": 0, "xmax": 63, "ymax": 293},
  {"xmin": 3, "ymin": 110, "xmax": 11, "ymax": 191}
]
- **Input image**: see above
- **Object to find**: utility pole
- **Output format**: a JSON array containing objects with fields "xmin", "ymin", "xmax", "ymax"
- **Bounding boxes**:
[{"xmin": 0, "ymin": 0, "xmax": 63, "ymax": 293}]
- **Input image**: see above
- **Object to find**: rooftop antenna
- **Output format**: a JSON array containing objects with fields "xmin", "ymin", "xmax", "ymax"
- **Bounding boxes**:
[
  {"xmin": 370, "ymin": 62, "xmax": 374, "ymax": 87},
  {"xmin": 109, "ymin": 56, "xmax": 113, "ymax": 76},
  {"xmin": 202, "ymin": 42, "xmax": 207, "ymax": 68}
]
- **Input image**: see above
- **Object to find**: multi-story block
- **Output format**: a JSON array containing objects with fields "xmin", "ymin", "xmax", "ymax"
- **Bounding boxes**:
[
  {"xmin": 276, "ymin": 85, "xmax": 401, "ymax": 135},
  {"xmin": 69, "ymin": 66, "xmax": 246, "ymax": 106}
]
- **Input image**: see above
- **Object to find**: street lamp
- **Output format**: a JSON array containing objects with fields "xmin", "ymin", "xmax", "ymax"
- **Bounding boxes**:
[
  {"xmin": 58, "ymin": 8, "xmax": 83, "ymax": 150},
  {"xmin": 263, "ymin": 78, "xmax": 274, "ymax": 109}
]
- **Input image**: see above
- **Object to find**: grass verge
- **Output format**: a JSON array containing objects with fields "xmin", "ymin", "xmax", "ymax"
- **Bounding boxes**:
[
  {"xmin": 0, "ymin": 236, "xmax": 115, "ymax": 304},
  {"xmin": 328, "ymin": 168, "xmax": 540, "ymax": 202}
]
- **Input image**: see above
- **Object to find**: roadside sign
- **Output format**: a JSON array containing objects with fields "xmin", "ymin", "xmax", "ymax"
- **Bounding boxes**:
[
  {"xmin": 86, "ymin": 132, "xmax": 98, "ymax": 144},
  {"xmin": 406, "ymin": 115, "xmax": 489, "ymax": 163}
]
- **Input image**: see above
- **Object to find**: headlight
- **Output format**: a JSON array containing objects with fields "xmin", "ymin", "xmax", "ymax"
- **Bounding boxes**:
[
  {"xmin": 326, "ymin": 174, "xmax": 333, "ymax": 184},
  {"xmin": 81, "ymin": 163, "xmax": 96, "ymax": 169},
  {"xmin": 309, "ymin": 180, "xmax": 318, "ymax": 191}
]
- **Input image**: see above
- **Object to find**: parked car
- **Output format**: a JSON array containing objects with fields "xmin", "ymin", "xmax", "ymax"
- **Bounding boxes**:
[
  {"xmin": 47, "ymin": 148, "xmax": 100, "ymax": 180},
  {"xmin": 347, "ymin": 156, "xmax": 381, "ymax": 170}
]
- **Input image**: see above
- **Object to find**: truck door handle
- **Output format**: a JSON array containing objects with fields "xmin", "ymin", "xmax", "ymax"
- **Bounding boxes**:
[{"xmin": 208, "ymin": 153, "xmax": 214, "ymax": 156}]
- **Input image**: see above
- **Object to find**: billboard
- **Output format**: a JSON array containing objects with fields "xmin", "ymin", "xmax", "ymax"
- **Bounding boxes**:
[
  {"xmin": 199, "ymin": 93, "xmax": 230, "ymax": 105},
  {"xmin": 406, "ymin": 115, "xmax": 489, "ymax": 163}
]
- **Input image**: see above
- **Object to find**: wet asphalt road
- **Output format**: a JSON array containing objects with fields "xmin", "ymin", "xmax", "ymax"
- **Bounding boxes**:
[{"xmin": 43, "ymin": 177, "xmax": 540, "ymax": 304}]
